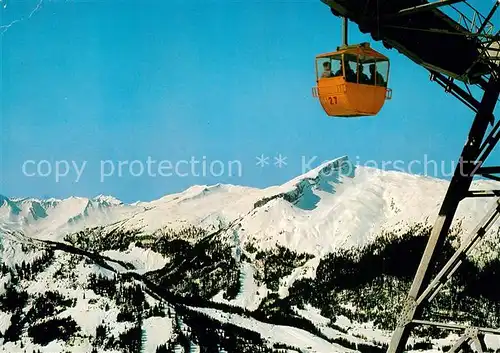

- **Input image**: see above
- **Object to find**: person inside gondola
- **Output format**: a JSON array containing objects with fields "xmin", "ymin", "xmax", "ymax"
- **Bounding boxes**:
[
  {"xmin": 321, "ymin": 61, "xmax": 334, "ymax": 78},
  {"xmin": 369, "ymin": 63, "xmax": 386, "ymax": 86},
  {"xmin": 357, "ymin": 63, "xmax": 370, "ymax": 84},
  {"xmin": 334, "ymin": 59, "xmax": 343, "ymax": 76},
  {"xmin": 343, "ymin": 59, "xmax": 357, "ymax": 83}
]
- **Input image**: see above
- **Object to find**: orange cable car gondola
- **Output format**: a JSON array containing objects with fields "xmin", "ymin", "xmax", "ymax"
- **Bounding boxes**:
[{"xmin": 312, "ymin": 20, "xmax": 392, "ymax": 117}]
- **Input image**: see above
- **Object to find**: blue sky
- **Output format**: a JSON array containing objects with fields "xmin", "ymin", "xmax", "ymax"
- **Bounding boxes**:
[{"xmin": 1, "ymin": 0, "xmax": 499, "ymax": 202}]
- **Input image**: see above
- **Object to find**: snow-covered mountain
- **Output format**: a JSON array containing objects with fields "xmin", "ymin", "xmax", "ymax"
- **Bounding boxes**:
[
  {"xmin": 2, "ymin": 156, "xmax": 497, "ymax": 250},
  {"xmin": 1, "ymin": 156, "xmax": 499, "ymax": 353},
  {"xmin": 0, "ymin": 193, "xmax": 132, "ymax": 238}
]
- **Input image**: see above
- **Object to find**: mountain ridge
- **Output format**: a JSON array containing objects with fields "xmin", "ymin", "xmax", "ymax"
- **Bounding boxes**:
[{"xmin": 1, "ymin": 155, "xmax": 498, "ymax": 249}]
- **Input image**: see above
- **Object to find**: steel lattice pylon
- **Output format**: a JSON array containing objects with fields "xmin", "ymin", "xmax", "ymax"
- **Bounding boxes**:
[
  {"xmin": 387, "ymin": 78, "xmax": 500, "ymax": 351},
  {"xmin": 386, "ymin": 1, "xmax": 500, "ymax": 352}
]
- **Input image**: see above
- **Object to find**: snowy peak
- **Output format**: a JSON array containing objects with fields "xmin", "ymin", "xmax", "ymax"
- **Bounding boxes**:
[
  {"xmin": 92, "ymin": 194, "xmax": 123, "ymax": 206},
  {"xmin": 278, "ymin": 156, "xmax": 354, "ymax": 210},
  {"xmin": 0, "ymin": 196, "xmax": 28, "ymax": 218},
  {"xmin": 0, "ymin": 194, "xmax": 8, "ymax": 205},
  {"xmin": 283, "ymin": 155, "xmax": 352, "ymax": 187},
  {"xmin": 0, "ymin": 194, "xmax": 133, "ymax": 239}
]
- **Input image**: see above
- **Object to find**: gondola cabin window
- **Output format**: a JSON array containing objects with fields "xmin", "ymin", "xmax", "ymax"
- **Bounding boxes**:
[{"xmin": 316, "ymin": 56, "xmax": 342, "ymax": 78}]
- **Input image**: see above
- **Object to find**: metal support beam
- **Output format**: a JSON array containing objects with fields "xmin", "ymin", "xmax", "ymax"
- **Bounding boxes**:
[
  {"xmin": 466, "ymin": 0, "xmax": 500, "ymax": 82},
  {"xmin": 477, "ymin": 164, "xmax": 500, "ymax": 182},
  {"xmin": 342, "ymin": 16, "xmax": 348, "ymax": 46},
  {"xmin": 447, "ymin": 334, "xmax": 471, "ymax": 353},
  {"xmin": 430, "ymin": 71, "xmax": 480, "ymax": 112},
  {"xmin": 477, "ymin": 166, "xmax": 500, "ymax": 174},
  {"xmin": 476, "ymin": 1, "xmax": 499, "ymax": 37},
  {"xmin": 409, "ymin": 324, "xmax": 490, "ymax": 352},
  {"xmin": 445, "ymin": 328, "xmax": 487, "ymax": 353},
  {"xmin": 415, "ymin": 199, "xmax": 500, "ymax": 306},
  {"xmin": 482, "ymin": 174, "xmax": 500, "ymax": 182},
  {"xmin": 474, "ymin": 333, "xmax": 488, "ymax": 353},
  {"xmin": 412, "ymin": 320, "xmax": 500, "ymax": 335},
  {"xmin": 467, "ymin": 190, "xmax": 500, "ymax": 197},
  {"xmin": 382, "ymin": 0, "xmax": 465, "ymax": 20},
  {"xmin": 386, "ymin": 76, "xmax": 499, "ymax": 353}
]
